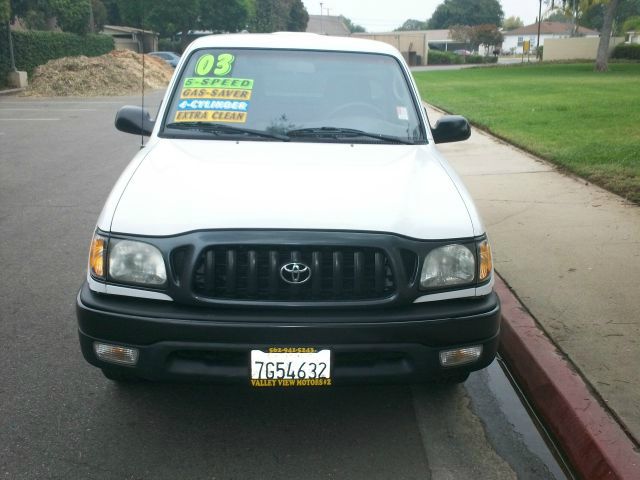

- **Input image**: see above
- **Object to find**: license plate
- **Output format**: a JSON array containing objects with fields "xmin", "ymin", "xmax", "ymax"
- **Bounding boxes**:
[{"xmin": 250, "ymin": 348, "xmax": 332, "ymax": 387}]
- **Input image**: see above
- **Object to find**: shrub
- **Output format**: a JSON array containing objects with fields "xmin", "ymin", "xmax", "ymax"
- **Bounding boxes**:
[
  {"xmin": 466, "ymin": 54, "xmax": 498, "ymax": 64},
  {"xmin": 611, "ymin": 43, "xmax": 640, "ymax": 60},
  {"xmin": 0, "ymin": 30, "xmax": 114, "ymax": 79},
  {"xmin": 428, "ymin": 50, "xmax": 463, "ymax": 65},
  {"xmin": 427, "ymin": 50, "xmax": 498, "ymax": 65},
  {"xmin": 466, "ymin": 54, "xmax": 484, "ymax": 63}
]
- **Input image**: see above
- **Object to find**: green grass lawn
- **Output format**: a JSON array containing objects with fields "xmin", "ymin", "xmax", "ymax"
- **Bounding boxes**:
[{"xmin": 413, "ymin": 63, "xmax": 640, "ymax": 204}]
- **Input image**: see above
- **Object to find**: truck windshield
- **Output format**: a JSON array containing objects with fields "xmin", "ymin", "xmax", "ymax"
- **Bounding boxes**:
[{"xmin": 162, "ymin": 48, "xmax": 426, "ymax": 144}]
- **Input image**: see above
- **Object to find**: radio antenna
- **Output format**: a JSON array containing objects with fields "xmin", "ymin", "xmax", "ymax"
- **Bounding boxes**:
[{"xmin": 140, "ymin": 0, "xmax": 145, "ymax": 148}]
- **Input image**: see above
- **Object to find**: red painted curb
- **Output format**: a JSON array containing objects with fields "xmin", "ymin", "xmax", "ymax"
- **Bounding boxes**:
[{"xmin": 495, "ymin": 274, "xmax": 640, "ymax": 480}]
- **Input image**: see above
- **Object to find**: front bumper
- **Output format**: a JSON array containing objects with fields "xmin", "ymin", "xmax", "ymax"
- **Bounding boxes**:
[{"xmin": 77, "ymin": 282, "xmax": 501, "ymax": 384}]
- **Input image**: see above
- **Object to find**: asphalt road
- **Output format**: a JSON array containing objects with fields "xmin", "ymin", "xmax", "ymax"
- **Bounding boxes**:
[{"xmin": 0, "ymin": 92, "xmax": 567, "ymax": 480}]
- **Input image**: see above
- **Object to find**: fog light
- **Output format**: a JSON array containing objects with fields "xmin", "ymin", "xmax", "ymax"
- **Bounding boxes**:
[
  {"xmin": 94, "ymin": 342, "xmax": 139, "ymax": 366},
  {"xmin": 439, "ymin": 346, "xmax": 482, "ymax": 367}
]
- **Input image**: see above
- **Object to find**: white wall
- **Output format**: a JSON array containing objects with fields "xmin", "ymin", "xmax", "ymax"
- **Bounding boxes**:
[
  {"xmin": 544, "ymin": 36, "xmax": 625, "ymax": 61},
  {"xmin": 502, "ymin": 33, "xmax": 600, "ymax": 54}
]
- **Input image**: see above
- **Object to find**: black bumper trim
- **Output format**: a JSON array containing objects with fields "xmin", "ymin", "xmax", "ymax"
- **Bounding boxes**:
[
  {"xmin": 79, "ymin": 335, "xmax": 500, "ymax": 384},
  {"xmin": 77, "ymin": 282, "xmax": 500, "ymax": 383}
]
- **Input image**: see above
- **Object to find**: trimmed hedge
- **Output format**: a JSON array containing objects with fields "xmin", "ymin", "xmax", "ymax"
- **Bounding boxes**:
[
  {"xmin": 467, "ymin": 54, "xmax": 498, "ymax": 64},
  {"xmin": 428, "ymin": 50, "xmax": 464, "ymax": 65},
  {"xmin": 611, "ymin": 43, "xmax": 640, "ymax": 60},
  {"xmin": 0, "ymin": 30, "xmax": 114, "ymax": 82},
  {"xmin": 427, "ymin": 50, "xmax": 498, "ymax": 65}
]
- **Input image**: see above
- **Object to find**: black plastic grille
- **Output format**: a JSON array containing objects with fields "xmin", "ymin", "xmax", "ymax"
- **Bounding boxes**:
[{"xmin": 192, "ymin": 245, "xmax": 395, "ymax": 302}]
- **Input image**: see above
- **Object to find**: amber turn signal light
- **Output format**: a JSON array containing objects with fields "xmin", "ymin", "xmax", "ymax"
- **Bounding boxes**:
[
  {"xmin": 479, "ymin": 240, "xmax": 492, "ymax": 281},
  {"xmin": 90, "ymin": 234, "xmax": 106, "ymax": 279}
]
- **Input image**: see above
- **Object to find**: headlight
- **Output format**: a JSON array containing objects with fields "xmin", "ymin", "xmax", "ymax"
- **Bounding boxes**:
[
  {"xmin": 420, "ymin": 244, "xmax": 475, "ymax": 289},
  {"xmin": 108, "ymin": 239, "xmax": 167, "ymax": 286}
]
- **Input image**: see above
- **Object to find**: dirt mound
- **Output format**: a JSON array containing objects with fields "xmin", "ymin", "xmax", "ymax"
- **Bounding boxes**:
[{"xmin": 25, "ymin": 49, "xmax": 174, "ymax": 96}]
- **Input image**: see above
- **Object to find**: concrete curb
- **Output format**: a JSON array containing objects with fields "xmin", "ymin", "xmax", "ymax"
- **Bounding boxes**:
[
  {"xmin": 0, "ymin": 87, "xmax": 24, "ymax": 96},
  {"xmin": 495, "ymin": 274, "xmax": 640, "ymax": 480}
]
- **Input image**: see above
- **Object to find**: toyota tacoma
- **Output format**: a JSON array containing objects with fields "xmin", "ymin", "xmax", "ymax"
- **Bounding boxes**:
[{"xmin": 76, "ymin": 33, "xmax": 500, "ymax": 386}]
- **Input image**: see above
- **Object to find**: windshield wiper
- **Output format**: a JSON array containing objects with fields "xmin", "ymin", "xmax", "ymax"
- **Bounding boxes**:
[
  {"xmin": 287, "ymin": 127, "xmax": 415, "ymax": 145},
  {"xmin": 165, "ymin": 122, "xmax": 290, "ymax": 141}
]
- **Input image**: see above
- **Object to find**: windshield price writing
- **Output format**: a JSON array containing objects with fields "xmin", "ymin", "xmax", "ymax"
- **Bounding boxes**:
[{"xmin": 195, "ymin": 53, "xmax": 236, "ymax": 76}]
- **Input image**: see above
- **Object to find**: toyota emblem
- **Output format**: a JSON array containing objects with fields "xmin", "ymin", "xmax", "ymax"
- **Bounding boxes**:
[{"xmin": 280, "ymin": 262, "xmax": 312, "ymax": 284}]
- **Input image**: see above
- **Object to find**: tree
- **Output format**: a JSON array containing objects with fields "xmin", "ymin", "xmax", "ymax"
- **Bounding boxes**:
[
  {"xmin": 470, "ymin": 23, "xmax": 503, "ymax": 50},
  {"xmin": 579, "ymin": 0, "xmax": 640, "ymax": 35},
  {"xmin": 113, "ymin": 0, "xmax": 253, "ymax": 43},
  {"xmin": 251, "ymin": 0, "xmax": 282, "ymax": 32},
  {"xmin": 286, "ymin": 0, "xmax": 308, "ymax": 31},
  {"xmin": 251, "ymin": 0, "xmax": 308, "ymax": 33},
  {"xmin": 622, "ymin": 14, "xmax": 640, "ymax": 31},
  {"xmin": 91, "ymin": 0, "xmax": 107, "ymax": 31},
  {"xmin": 341, "ymin": 15, "xmax": 365, "ymax": 33},
  {"xmin": 545, "ymin": 11, "xmax": 572, "ymax": 22},
  {"xmin": 544, "ymin": 0, "xmax": 638, "ymax": 34},
  {"xmin": 450, "ymin": 23, "xmax": 503, "ymax": 51},
  {"xmin": 595, "ymin": 0, "xmax": 620, "ymax": 71},
  {"xmin": 544, "ymin": 0, "xmax": 586, "ymax": 34},
  {"xmin": 580, "ymin": 2, "xmax": 606, "ymax": 29},
  {"xmin": 1, "ymin": 0, "xmax": 9, "ymax": 23},
  {"xmin": 427, "ymin": 0, "xmax": 504, "ymax": 29},
  {"xmin": 502, "ymin": 16, "xmax": 524, "ymax": 30},
  {"xmin": 11, "ymin": 0, "xmax": 108, "ymax": 31},
  {"xmin": 394, "ymin": 18, "xmax": 428, "ymax": 31},
  {"xmin": 548, "ymin": 0, "xmax": 626, "ymax": 70},
  {"xmin": 115, "ymin": 0, "xmax": 143, "ymax": 27},
  {"xmin": 449, "ymin": 24, "xmax": 472, "ymax": 43},
  {"xmin": 14, "ymin": 0, "xmax": 93, "ymax": 33},
  {"xmin": 10, "ymin": 0, "xmax": 50, "ymax": 29},
  {"xmin": 199, "ymin": 0, "xmax": 254, "ymax": 33},
  {"xmin": 617, "ymin": 0, "xmax": 640, "ymax": 27},
  {"xmin": 101, "ymin": 0, "xmax": 120, "ymax": 25},
  {"xmin": 147, "ymin": 0, "xmax": 201, "ymax": 38}
]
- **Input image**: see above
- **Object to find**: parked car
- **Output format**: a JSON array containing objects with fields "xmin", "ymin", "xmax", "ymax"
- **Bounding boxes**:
[
  {"xmin": 453, "ymin": 49, "xmax": 472, "ymax": 56},
  {"xmin": 148, "ymin": 51, "xmax": 181, "ymax": 68},
  {"xmin": 77, "ymin": 33, "xmax": 500, "ymax": 386}
]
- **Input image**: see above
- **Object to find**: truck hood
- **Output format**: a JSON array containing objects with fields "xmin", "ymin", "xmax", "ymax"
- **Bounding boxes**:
[{"xmin": 109, "ymin": 139, "xmax": 477, "ymax": 240}]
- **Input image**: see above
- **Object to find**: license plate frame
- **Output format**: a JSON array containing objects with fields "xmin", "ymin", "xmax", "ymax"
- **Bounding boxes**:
[{"xmin": 250, "ymin": 348, "xmax": 332, "ymax": 387}]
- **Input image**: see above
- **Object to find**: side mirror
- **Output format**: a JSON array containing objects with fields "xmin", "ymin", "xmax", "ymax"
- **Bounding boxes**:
[
  {"xmin": 115, "ymin": 105, "xmax": 155, "ymax": 136},
  {"xmin": 431, "ymin": 115, "xmax": 471, "ymax": 144}
]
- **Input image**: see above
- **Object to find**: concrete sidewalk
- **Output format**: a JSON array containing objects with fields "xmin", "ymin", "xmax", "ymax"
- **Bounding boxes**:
[{"xmin": 427, "ymin": 107, "xmax": 640, "ymax": 444}]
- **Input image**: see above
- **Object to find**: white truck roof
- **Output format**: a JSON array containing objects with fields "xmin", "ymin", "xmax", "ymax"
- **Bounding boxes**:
[{"xmin": 187, "ymin": 32, "xmax": 403, "ymax": 58}]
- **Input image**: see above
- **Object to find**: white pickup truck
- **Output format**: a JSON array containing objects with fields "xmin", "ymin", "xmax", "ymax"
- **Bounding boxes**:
[{"xmin": 76, "ymin": 32, "xmax": 500, "ymax": 386}]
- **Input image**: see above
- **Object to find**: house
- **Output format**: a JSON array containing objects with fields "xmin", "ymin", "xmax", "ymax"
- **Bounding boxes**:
[
  {"xmin": 502, "ymin": 21, "xmax": 599, "ymax": 54},
  {"xmin": 305, "ymin": 15, "xmax": 350, "ymax": 36},
  {"xmin": 101, "ymin": 25, "xmax": 158, "ymax": 53}
]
